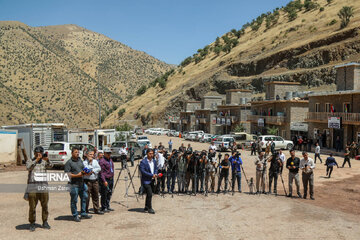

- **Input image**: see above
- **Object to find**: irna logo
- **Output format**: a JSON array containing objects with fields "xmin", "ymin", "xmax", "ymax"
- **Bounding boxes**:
[{"xmin": 34, "ymin": 172, "xmax": 70, "ymax": 182}]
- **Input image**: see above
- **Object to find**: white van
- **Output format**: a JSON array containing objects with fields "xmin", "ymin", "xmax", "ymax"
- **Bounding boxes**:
[{"xmin": 47, "ymin": 142, "xmax": 95, "ymax": 167}]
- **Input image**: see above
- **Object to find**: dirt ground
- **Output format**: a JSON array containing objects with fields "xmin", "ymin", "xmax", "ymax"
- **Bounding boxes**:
[{"xmin": 0, "ymin": 134, "xmax": 359, "ymax": 240}]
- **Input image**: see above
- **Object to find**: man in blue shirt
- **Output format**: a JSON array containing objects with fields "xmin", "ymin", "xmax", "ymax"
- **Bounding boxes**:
[
  {"xmin": 229, "ymin": 151, "xmax": 243, "ymax": 193},
  {"xmin": 325, "ymin": 153, "xmax": 338, "ymax": 178}
]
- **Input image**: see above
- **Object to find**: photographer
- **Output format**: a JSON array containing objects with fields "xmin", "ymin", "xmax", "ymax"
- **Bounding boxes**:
[
  {"xmin": 177, "ymin": 152, "xmax": 187, "ymax": 193},
  {"xmin": 167, "ymin": 149, "xmax": 178, "ymax": 194},
  {"xmin": 205, "ymin": 151, "xmax": 216, "ymax": 193},
  {"xmin": 64, "ymin": 147, "xmax": 92, "ymax": 222},
  {"xmin": 300, "ymin": 152, "xmax": 315, "ymax": 200},
  {"xmin": 217, "ymin": 154, "xmax": 230, "ymax": 193},
  {"xmin": 186, "ymin": 152, "xmax": 197, "ymax": 194},
  {"xmin": 229, "ymin": 151, "xmax": 243, "ymax": 193},
  {"xmin": 26, "ymin": 146, "xmax": 53, "ymax": 231},
  {"xmin": 155, "ymin": 150, "xmax": 166, "ymax": 194},
  {"xmin": 267, "ymin": 151, "xmax": 282, "ymax": 195},
  {"xmin": 196, "ymin": 152, "xmax": 207, "ymax": 193},
  {"xmin": 119, "ymin": 144, "xmax": 128, "ymax": 169},
  {"xmin": 286, "ymin": 149, "xmax": 302, "ymax": 198},
  {"xmin": 254, "ymin": 151, "xmax": 267, "ymax": 194}
]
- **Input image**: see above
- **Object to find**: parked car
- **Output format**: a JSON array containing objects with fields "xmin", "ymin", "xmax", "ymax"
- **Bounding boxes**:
[
  {"xmin": 110, "ymin": 141, "xmax": 142, "ymax": 161},
  {"xmin": 161, "ymin": 129, "xmax": 170, "ymax": 135},
  {"xmin": 213, "ymin": 136, "xmax": 235, "ymax": 152},
  {"xmin": 137, "ymin": 140, "xmax": 152, "ymax": 150},
  {"xmin": 230, "ymin": 132, "xmax": 257, "ymax": 149},
  {"xmin": 130, "ymin": 133, "xmax": 137, "ymax": 139},
  {"xmin": 258, "ymin": 135, "xmax": 294, "ymax": 150},
  {"xmin": 200, "ymin": 134, "xmax": 213, "ymax": 143},
  {"xmin": 135, "ymin": 128, "xmax": 143, "ymax": 135},
  {"xmin": 137, "ymin": 136, "xmax": 149, "ymax": 141},
  {"xmin": 47, "ymin": 142, "xmax": 95, "ymax": 167}
]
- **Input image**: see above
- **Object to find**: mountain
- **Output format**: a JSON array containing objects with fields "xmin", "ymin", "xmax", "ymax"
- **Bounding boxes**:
[
  {"xmin": 0, "ymin": 21, "xmax": 173, "ymax": 127},
  {"xmin": 103, "ymin": 0, "xmax": 360, "ymax": 127}
]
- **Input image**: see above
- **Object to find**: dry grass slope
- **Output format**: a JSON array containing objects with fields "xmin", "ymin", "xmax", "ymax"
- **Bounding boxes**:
[
  {"xmin": 0, "ymin": 21, "xmax": 172, "ymax": 127},
  {"xmin": 104, "ymin": 0, "xmax": 360, "ymax": 127}
]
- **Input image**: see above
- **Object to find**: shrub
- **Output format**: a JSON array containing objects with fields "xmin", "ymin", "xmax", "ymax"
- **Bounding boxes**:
[
  {"xmin": 180, "ymin": 56, "xmax": 192, "ymax": 67},
  {"xmin": 327, "ymin": 0, "xmax": 333, "ymax": 4},
  {"xmin": 214, "ymin": 45, "xmax": 222, "ymax": 56},
  {"xmin": 328, "ymin": 19, "xmax": 337, "ymax": 26},
  {"xmin": 222, "ymin": 43, "xmax": 232, "ymax": 53},
  {"xmin": 118, "ymin": 108, "xmax": 125, "ymax": 118},
  {"xmin": 338, "ymin": 6, "xmax": 354, "ymax": 29},
  {"xmin": 304, "ymin": 0, "xmax": 319, "ymax": 11},
  {"xmin": 287, "ymin": 9, "xmax": 298, "ymax": 21},
  {"xmin": 320, "ymin": 7, "xmax": 324, "ymax": 12},
  {"xmin": 158, "ymin": 78, "xmax": 166, "ymax": 89},
  {"xmin": 136, "ymin": 85, "xmax": 147, "ymax": 96},
  {"xmin": 215, "ymin": 37, "xmax": 220, "ymax": 47}
]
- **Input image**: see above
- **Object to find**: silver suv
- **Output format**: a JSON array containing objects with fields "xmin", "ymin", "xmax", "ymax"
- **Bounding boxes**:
[{"xmin": 110, "ymin": 141, "xmax": 142, "ymax": 161}]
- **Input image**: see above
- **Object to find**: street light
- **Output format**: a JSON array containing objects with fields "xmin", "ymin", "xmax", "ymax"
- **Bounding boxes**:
[{"xmin": 96, "ymin": 65, "xmax": 102, "ymax": 129}]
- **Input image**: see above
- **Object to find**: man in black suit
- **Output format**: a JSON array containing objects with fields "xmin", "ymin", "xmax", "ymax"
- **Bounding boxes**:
[{"xmin": 139, "ymin": 149, "xmax": 158, "ymax": 214}]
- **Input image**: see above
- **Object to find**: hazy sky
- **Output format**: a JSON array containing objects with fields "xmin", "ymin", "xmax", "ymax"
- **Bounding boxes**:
[{"xmin": 0, "ymin": 0, "xmax": 290, "ymax": 64}]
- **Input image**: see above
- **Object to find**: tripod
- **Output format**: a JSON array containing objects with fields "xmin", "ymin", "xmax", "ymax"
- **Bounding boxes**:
[
  {"xmin": 279, "ymin": 172, "xmax": 287, "ymax": 196},
  {"xmin": 113, "ymin": 159, "xmax": 139, "ymax": 203},
  {"xmin": 240, "ymin": 165, "xmax": 251, "ymax": 193}
]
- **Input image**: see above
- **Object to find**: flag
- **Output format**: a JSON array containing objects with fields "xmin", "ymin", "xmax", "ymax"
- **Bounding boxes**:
[
  {"xmin": 345, "ymin": 104, "xmax": 348, "ymax": 113},
  {"xmin": 330, "ymin": 104, "xmax": 335, "ymax": 113}
]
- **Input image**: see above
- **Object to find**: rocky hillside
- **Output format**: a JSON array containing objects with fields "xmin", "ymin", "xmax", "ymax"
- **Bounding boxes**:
[
  {"xmin": 0, "ymin": 21, "xmax": 172, "ymax": 127},
  {"xmin": 104, "ymin": 0, "xmax": 360, "ymax": 127}
]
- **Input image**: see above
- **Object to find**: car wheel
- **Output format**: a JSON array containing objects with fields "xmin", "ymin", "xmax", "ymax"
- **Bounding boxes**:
[{"xmin": 287, "ymin": 143, "xmax": 293, "ymax": 150}]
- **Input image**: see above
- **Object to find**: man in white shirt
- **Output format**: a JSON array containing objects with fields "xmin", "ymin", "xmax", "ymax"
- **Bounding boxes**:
[
  {"xmin": 155, "ymin": 150, "xmax": 166, "ymax": 193},
  {"xmin": 279, "ymin": 150, "xmax": 285, "ymax": 173},
  {"xmin": 314, "ymin": 143, "xmax": 322, "ymax": 163},
  {"xmin": 209, "ymin": 142, "xmax": 217, "ymax": 151},
  {"xmin": 83, "ymin": 150, "xmax": 103, "ymax": 214},
  {"xmin": 119, "ymin": 144, "xmax": 128, "ymax": 169},
  {"xmin": 300, "ymin": 151, "xmax": 315, "ymax": 200}
]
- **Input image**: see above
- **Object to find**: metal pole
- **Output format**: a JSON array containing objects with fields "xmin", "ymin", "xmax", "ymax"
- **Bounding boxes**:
[{"xmin": 97, "ymin": 66, "xmax": 102, "ymax": 129}]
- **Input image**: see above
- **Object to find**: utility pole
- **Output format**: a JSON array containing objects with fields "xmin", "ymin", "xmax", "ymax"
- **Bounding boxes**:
[{"xmin": 97, "ymin": 65, "xmax": 102, "ymax": 129}]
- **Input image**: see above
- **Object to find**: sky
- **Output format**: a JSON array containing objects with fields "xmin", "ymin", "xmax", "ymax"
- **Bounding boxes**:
[{"xmin": 0, "ymin": 0, "xmax": 290, "ymax": 65}]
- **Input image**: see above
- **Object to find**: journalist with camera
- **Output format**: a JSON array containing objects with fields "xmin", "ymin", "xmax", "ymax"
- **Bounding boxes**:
[
  {"xmin": 267, "ymin": 151, "xmax": 282, "ymax": 195},
  {"xmin": 167, "ymin": 149, "xmax": 178, "ymax": 193},
  {"xmin": 229, "ymin": 151, "xmax": 243, "ymax": 193},
  {"xmin": 26, "ymin": 146, "xmax": 53, "ymax": 231}
]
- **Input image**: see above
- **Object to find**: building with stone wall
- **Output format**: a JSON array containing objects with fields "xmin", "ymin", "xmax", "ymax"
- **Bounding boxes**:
[
  {"xmin": 265, "ymin": 81, "xmax": 301, "ymax": 100},
  {"xmin": 306, "ymin": 63, "xmax": 360, "ymax": 150},
  {"xmin": 249, "ymin": 100, "xmax": 309, "ymax": 140},
  {"xmin": 225, "ymin": 89, "xmax": 252, "ymax": 105}
]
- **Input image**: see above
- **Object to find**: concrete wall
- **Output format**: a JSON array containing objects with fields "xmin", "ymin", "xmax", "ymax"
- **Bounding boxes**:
[
  {"xmin": 185, "ymin": 102, "xmax": 201, "ymax": 112},
  {"xmin": 226, "ymin": 91, "xmax": 252, "ymax": 105},
  {"xmin": 266, "ymin": 84, "xmax": 300, "ymax": 100},
  {"xmin": 0, "ymin": 130, "xmax": 17, "ymax": 163},
  {"xmin": 202, "ymin": 97, "xmax": 223, "ymax": 110},
  {"xmin": 336, "ymin": 66, "xmax": 360, "ymax": 91},
  {"xmin": 308, "ymin": 94, "xmax": 360, "ymax": 113}
]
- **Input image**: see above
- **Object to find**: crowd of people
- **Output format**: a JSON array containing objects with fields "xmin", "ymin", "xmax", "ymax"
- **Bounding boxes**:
[{"xmin": 24, "ymin": 137, "xmax": 354, "ymax": 232}]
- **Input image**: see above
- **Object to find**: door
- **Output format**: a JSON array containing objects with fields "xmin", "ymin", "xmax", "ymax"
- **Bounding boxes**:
[{"xmin": 333, "ymin": 129, "xmax": 343, "ymax": 150}]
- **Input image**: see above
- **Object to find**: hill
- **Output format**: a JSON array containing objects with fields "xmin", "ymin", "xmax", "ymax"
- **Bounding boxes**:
[
  {"xmin": 0, "ymin": 21, "xmax": 172, "ymax": 127},
  {"xmin": 103, "ymin": 0, "xmax": 360, "ymax": 127}
]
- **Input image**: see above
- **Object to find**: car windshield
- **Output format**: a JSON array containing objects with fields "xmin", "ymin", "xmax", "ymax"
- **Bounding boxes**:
[
  {"xmin": 111, "ymin": 142, "xmax": 126, "ymax": 147},
  {"xmin": 224, "ymin": 138, "xmax": 233, "ymax": 142},
  {"xmin": 138, "ymin": 136, "xmax": 148, "ymax": 140},
  {"xmin": 69, "ymin": 144, "xmax": 87, "ymax": 151},
  {"xmin": 48, "ymin": 143, "xmax": 64, "ymax": 151}
]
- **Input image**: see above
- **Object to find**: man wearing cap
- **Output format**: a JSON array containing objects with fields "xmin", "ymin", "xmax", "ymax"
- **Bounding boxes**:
[
  {"xmin": 26, "ymin": 146, "xmax": 53, "ymax": 231},
  {"xmin": 99, "ymin": 147, "xmax": 115, "ymax": 212},
  {"xmin": 286, "ymin": 149, "xmax": 302, "ymax": 198},
  {"xmin": 140, "ymin": 149, "xmax": 158, "ymax": 214}
]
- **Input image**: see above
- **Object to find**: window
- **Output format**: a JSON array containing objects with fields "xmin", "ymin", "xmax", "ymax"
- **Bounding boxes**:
[
  {"xmin": 34, "ymin": 133, "xmax": 41, "ymax": 146},
  {"xmin": 325, "ymin": 103, "xmax": 331, "ymax": 113},
  {"xmin": 48, "ymin": 143, "xmax": 64, "ymax": 151},
  {"xmin": 343, "ymin": 103, "xmax": 351, "ymax": 113},
  {"xmin": 315, "ymin": 103, "xmax": 320, "ymax": 112}
]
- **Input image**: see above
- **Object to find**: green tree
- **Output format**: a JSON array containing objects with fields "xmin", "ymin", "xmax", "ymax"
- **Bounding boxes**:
[
  {"xmin": 215, "ymin": 37, "xmax": 220, "ymax": 47},
  {"xmin": 116, "ymin": 122, "xmax": 133, "ymax": 131},
  {"xmin": 136, "ymin": 85, "xmax": 147, "ymax": 96},
  {"xmin": 233, "ymin": 123, "xmax": 245, "ymax": 132},
  {"xmin": 304, "ymin": 0, "xmax": 319, "ymax": 11},
  {"xmin": 214, "ymin": 45, "xmax": 223, "ymax": 56},
  {"xmin": 222, "ymin": 43, "xmax": 232, "ymax": 53},
  {"xmin": 267, "ymin": 126, "xmax": 279, "ymax": 135},
  {"xmin": 338, "ymin": 6, "xmax": 354, "ymax": 29},
  {"xmin": 327, "ymin": 0, "xmax": 333, "ymax": 4},
  {"xmin": 287, "ymin": 9, "xmax": 298, "ymax": 21},
  {"xmin": 158, "ymin": 78, "xmax": 166, "ymax": 89}
]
